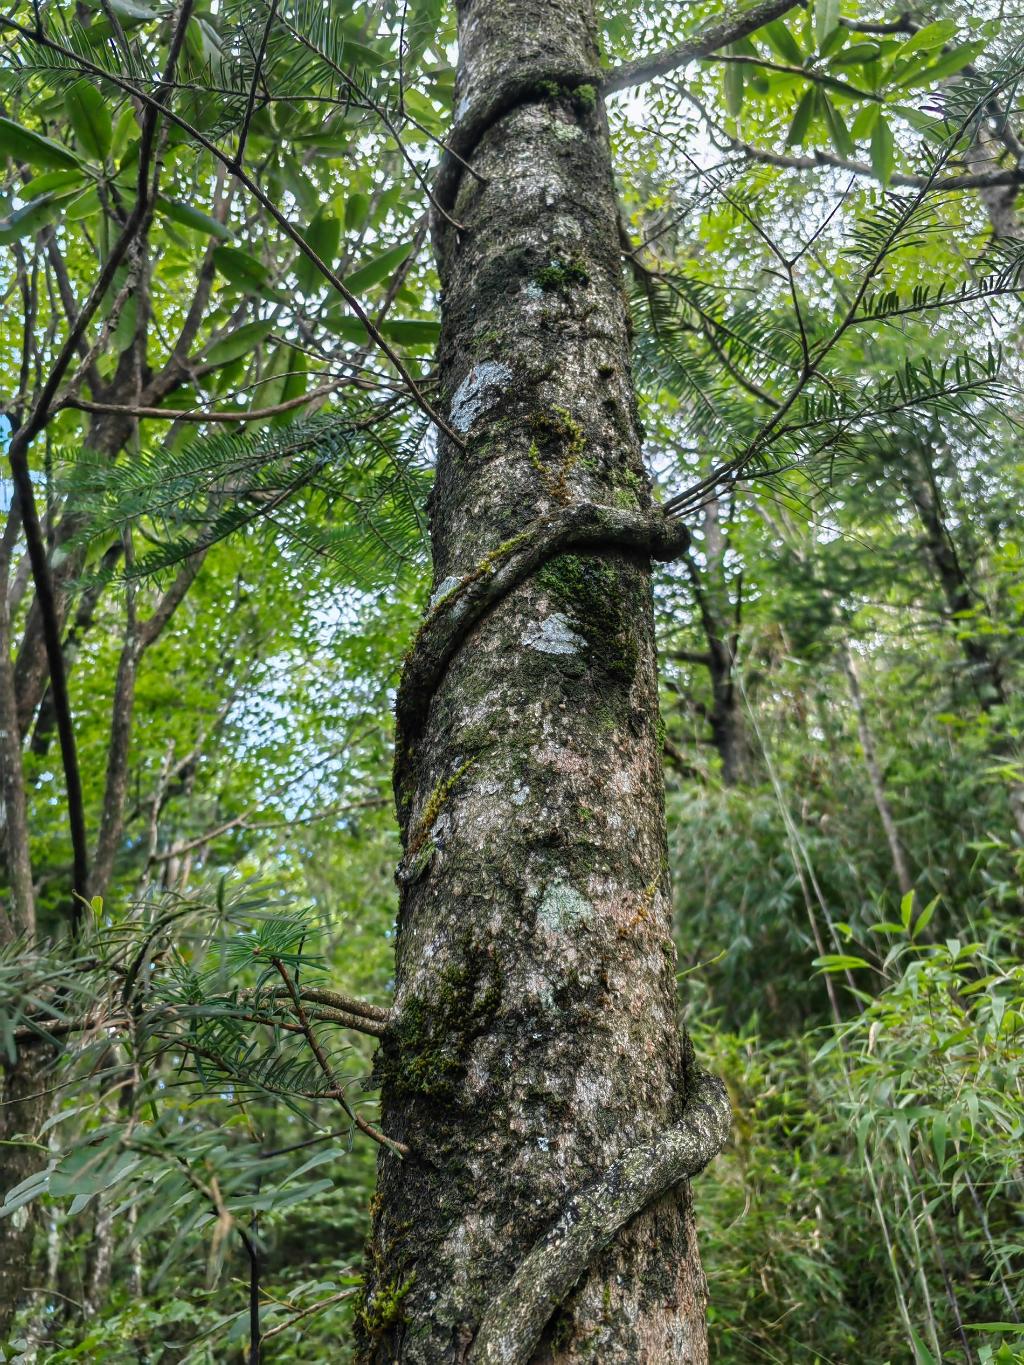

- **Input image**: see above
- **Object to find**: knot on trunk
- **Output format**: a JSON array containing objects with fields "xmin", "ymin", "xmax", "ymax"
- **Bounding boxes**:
[
  {"xmin": 433, "ymin": 65, "xmax": 600, "ymax": 255},
  {"xmin": 394, "ymin": 503, "xmax": 689, "ymax": 823}
]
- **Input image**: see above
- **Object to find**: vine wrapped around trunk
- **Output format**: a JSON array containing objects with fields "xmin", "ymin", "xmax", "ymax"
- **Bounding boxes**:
[{"xmin": 362, "ymin": 2, "xmax": 728, "ymax": 1359}]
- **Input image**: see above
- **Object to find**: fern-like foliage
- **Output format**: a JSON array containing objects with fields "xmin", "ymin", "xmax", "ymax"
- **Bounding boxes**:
[
  {"xmin": 632, "ymin": 272, "xmax": 1009, "ymax": 515},
  {"xmin": 64, "ymin": 403, "xmax": 430, "ymax": 588},
  {"xmin": 0, "ymin": 883, "xmax": 381, "ymax": 1289}
]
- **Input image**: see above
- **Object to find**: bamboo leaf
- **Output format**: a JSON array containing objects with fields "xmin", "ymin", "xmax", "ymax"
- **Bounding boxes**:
[
  {"xmin": 343, "ymin": 239, "xmax": 415, "ymax": 293},
  {"xmin": 64, "ymin": 80, "xmax": 112, "ymax": 161},
  {"xmin": 814, "ymin": 0, "xmax": 840, "ymax": 49},
  {"xmin": 870, "ymin": 115, "xmax": 894, "ymax": 185},
  {"xmin": 0, "ymin": 115, "xmax": 82, "ymax": 171},
  {"xmin": 787, "ymin": 87, "xmax": 816, "ymax": 146}
]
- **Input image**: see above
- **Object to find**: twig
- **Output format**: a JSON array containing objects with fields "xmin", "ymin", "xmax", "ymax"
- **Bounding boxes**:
[
  {"xmin": 270, "ymin": 959, "xmax": 408, "ymax": 1157},
  {"xmin": 601, "ymin": 0, "xmax": 802, "ymax": 93}
]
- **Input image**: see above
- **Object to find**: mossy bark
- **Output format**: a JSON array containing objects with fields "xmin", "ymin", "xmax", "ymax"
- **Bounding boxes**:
[{"xmin": 363, "ymin": 2, "xmax": 710, "ymax": 1359}]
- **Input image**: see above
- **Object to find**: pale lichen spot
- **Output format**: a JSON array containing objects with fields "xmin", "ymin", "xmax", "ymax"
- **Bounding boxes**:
[
  {"xmin": 450, "ymin": 361, "xmax": 512, "ymax": 433},
  {"xmin": 552, "ymin": 122, "xmax": 583, "ymax": 142},
  {"xmin": 537, "ymin": 880, "xmax": 591, "ymax": 933},
  {"xmin": 522, "ymin": 612, "xmax": 585, "ymax": 656},
  {"xmin": 429, "ymin": 574, "xmax": 460, "ymax": 609}
]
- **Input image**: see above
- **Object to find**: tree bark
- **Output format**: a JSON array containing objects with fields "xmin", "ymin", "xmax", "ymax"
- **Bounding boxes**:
[
  {"xmin": 681, "ymin": 498, "xmax": 749, "ymax": 786},
  {"xmin": 363, "ymin": 3, "xmax": 720, "ymax": 1360},
  {"xmin": 1, "ymin": 512, "xmax": 35, "ymax": 940},
  {"xmin": 900, "ymin": 443, "xmax": 1024, "ymax": 839},
  {"xmin": 0, "ymin": 1046, "xmax": 49, "ymax": 1341}
]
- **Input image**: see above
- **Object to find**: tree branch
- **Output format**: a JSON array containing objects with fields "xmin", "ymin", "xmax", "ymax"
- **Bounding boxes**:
[
  {"xmin": 601, "ymin": 0, "xmax": 803, "ymax": 94},
  {"xmin": 394, "ymin": 504, "xmax": 689, "ymax": 820},
  {"xmin": 270, "ymin": 959, "xmax": 407, "ymax": 1156}
]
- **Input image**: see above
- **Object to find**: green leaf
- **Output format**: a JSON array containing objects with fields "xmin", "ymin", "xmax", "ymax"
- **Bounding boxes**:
[
  {"xmin": 64, "ymin": 80, "xmax": 112, "ymax": 161},
  {"xmin": 65, "ymin": 186, "xmax": 103, "ymax": 221},
  {"xmin": 900, "ymin": 889, "xmax": 915, "ymax": 929},
  {"xmin": 158, "ymin": 197, "xmax": 233, "ymax": 239},
  {"xmin": 897, "ymin": 42, "xmax": 983, "ymax": 89},
  {"xmin": 763, "ymin": 19, "xmax": 803, "ymax": 65},
  {"xmin": 830, "ymin": 41, "xmax": 881, "ymax": 67},
  {"xmin": 821, "ymin": 94, "xmax": 854, "ymax": 157},
  {"xmin": 22, "ymin": 169, "xmax": 87, "ymax": 197},
  {"xmin": 405, "ymin": 0, "xmax": 443, "ymax": 67},
  {"xmin": 896, "ymin": 19, "xmax": 956, "ymax": 58},
  {"xmin": 383, "ymin": 319, "xmax": 440, "ymax": 347},
  {"xmin": 786, "ymin": 87, "xmax": 816, "ymax": 146},
  {"xmin": 204, "ymin": 319, "xmax": 275, "ymax": 368},
  {"xmin": 296, "ymin": 210, "xmax": 341, "ymax": 292},
  {"xmin": 345, "ymin": 191, "xmax": 370, "ymax": 232},
  {"xmin": 890, "ymin": 103, "xmax": 948, "ymax": 144},
  {"xmin": 270, "ymin": 348, "xmax": 309, "ymax": 426},
  {"xmin": 813, "ymin": 953, "xmax": 872, "ymax": 972},
  {"xmin": 344, "ymin": 240, "xmax": 415, "ymax": 293},
  {"xmin": 0, "ymin": 115, "xmax": 82, "ymax": 171},
  {"xmin": 0, "ymin": 188, "xmax": 82, "ymax": 244},
  {"xmin": 723, "ymin": 60, "xmax": 744, "ymax": 116},
  {"xmin": 850, "ymin": 103, "xmax": 880, "ymax": 140},
  {"xmin": 213, "ymin": 245, "xmax": 274, "ymax": 295},
  {"xmin": 113, "ymin": 292, "xmax": 138, "ymax": 353},
  {"xmin": 322, "ymin": 314, "xmax": 439, "ymax": 349},
  {"xmin": 814, "ymin": 0, "xmax": 840, "ymax": 49},
  {"xmin": 870, "ymin": 114, "xmax": 894, "ymax": 184},
  {"xmin": 108, "ymin": 0, "xmax": 158, "ymax": 17},
  {"xmin": 931, "ymin": 1113, "xmax": 947, "ymax": 1170},
  {"xmin": 819, "ymin": 26, "xmax": 846, "ymax": 59},
  {"xmin": 909, "ymin": 1327, "xmax": 937, "ymax": 1365},
  {"xmin": 913, "ymin": 895, "xmax": 939, "ymax": 938}
]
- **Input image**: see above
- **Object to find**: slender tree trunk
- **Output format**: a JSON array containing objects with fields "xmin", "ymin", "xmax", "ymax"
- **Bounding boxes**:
[
  {"xmin": 841, "ymin": 646, "xmax": 913, "ymax": 899},
  {"xmin": 901, "ymin": 444, "xmax": 1024, "ymax": 839},
  {"xmin": 902, "ymin": 447, "xmax": 1005, "ymax": 707},
  {"xmin": 679, "ymin": 499, "xmax": 748, "ymax": 786},
  {"xmin": 1, "ymin": 513, "xmax": 35, "ymax": 938},
  {"xmin": 0, "ymin": 1046, "xmax": 50, "ymax": 1341},
  {"xmin": 1, "ymin": 511, "xmax": 44, "ymax": 1343},
  {"xmin": 363, "ymin": 3, "xmax": 717, "ymax": 1360}
]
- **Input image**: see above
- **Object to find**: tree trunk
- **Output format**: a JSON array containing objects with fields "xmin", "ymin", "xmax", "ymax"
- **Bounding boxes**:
[
  {"xmin": 840, "ymin": 645, "xmax": 913, "ymax": 899},
  {"xmin": 0, "ymin": 1046, "xmax": 49, "ymax": 1342},
  {"xmin": 362, "ymin": 3, "xmax": 717, "ymax": 1360},
  {"xmin": 677, "ymin": 499, "xmax": 749, "ymax": 787},
  {"xmin": 901, "ymin": 446, "xmax": 1005, "ymax": 708},
  {"xmin": 901, "ymin": 444, "xmax": 1024, "ymax": 839}
]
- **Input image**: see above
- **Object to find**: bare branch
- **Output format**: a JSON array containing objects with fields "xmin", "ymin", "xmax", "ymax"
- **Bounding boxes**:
[{"xmin": 601, "ymin": 0, "xmax": 802, "ymax": 94}]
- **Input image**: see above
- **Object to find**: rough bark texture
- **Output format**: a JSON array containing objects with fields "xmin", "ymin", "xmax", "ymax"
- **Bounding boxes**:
[
  {"xmin": 363, "ymin": 2, "xmax": 714, "ymax": 1360},
  {"xmin": 0, "ymin": 1046, "xmax": 49, "ymax": 1341}
]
